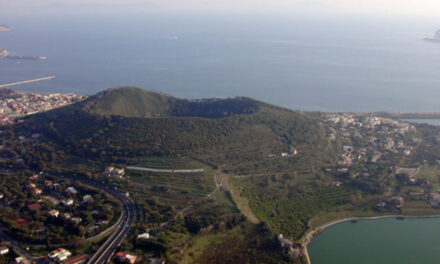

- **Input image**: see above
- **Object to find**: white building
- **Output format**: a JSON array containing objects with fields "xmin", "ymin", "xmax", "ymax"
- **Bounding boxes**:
[
  {"xmin": 83, "ymin": 194, "xmax": 93, "ymax": 203},
  {"xmin": 66, "ymin": 187, "xmax": 78, "ymax": 194},
  {"xmin": 0, "ymin": 246, "xmax": 9, "ymax": 255},
  {"xmin": 49, "ymin": 209, "xmax": 60, "ymax": 218},
  {"xmin": 137, "ymin": 233, "xmax": 150, "ymax": 240},
  {"xmin": 48, "ymin": 248, "xmax": 72, "ymax": 262}
]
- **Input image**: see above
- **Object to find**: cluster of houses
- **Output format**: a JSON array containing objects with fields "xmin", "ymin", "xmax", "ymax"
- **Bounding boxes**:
[
  {"xmin": 276, "ymin": 234, "xmax": 302, "ymax": 258},
  {"xmin": 326, "ymin": 114, "xmax": 418, "ymax": 177},
  {"xmin": 115, "ymin": 250, "xmax": 164, "ymax": 264},
  {"xmin": 47, "ymin": 248, "xmax": 88, "ymax": 264},
  {"xmin": 267, "ymin": 149, "xmax": 299, "ymax": 159},
  {"xmin": 0, "ymin": 171, "xmax": 118, "ymax": 245},
  {"xmin": 0, "ymin": 91, "xmax": 85, "ymax": 125},
  {"xmin": 25, "ymin": 174, "xmax": 93, "ymax": 226},
  {"xmin": 115, "ymin": 252, "xmax": 165, "ymax": 264},
  {"xmin": 115, "ymin": 252, "xmax": 137, "ymax": 264},
  {"xmin": 429, "ymin": 193, "xmax": 440, "ymax": 207},
  {"xmin": 376, "ymin": 196, "xmax": 405, "ymax": 210},
  {"xmin": 0, "ymin": 244, "xmax": 28, "ymax": 264},
  {"xmin": 104, "ymin": 166, "xmax": 125, "ymax": 178}
]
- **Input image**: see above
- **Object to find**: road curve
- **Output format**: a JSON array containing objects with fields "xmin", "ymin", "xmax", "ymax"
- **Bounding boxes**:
[
  {"xmin": 87, "ymin": 198, "xmax": 135, "ymax": 264},
  {"xmin": 57, "ymin": 175, "xmax": 136, "ymax": 264}
]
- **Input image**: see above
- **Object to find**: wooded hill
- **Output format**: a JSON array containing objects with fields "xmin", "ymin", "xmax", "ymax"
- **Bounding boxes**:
[{"xmin": 14, "ymin": 87, "xmax": 336, "ymax": 173}]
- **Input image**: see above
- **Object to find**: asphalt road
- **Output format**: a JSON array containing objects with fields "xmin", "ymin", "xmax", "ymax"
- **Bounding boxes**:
[
  {"xmin": 87, "ymin": 197, "xmax": 135, "ymax": 264},
  {"xmin": 57, "ymin": 175, "xmax": 136, "ymax": 264},
  {"xmin": 0, "ymin": 230, "xmax": 33, "ymax": 263}
]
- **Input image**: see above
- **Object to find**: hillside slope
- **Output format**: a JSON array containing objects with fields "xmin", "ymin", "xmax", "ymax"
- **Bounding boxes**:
[
  {"xmin": 15, "ymin": 87, "xmax": 336, "ymax": 173},
  {"xmin": 81, "ymin": 87, "xmax": 261, "ymax": 118}
]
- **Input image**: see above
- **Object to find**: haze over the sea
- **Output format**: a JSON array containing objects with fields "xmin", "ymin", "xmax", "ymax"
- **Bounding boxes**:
[{"xmin": 1, "ymin": 11, "xmax": 440, "ymax": 112}]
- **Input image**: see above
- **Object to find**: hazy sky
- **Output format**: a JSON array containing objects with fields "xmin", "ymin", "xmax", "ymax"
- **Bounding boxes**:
[{"xmin": 1, "ymin": 0, "xmax": 440, "ymax": 17}]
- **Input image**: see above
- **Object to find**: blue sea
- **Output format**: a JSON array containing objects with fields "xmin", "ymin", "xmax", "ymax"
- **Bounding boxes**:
[{"xmin": 1, "ymin": 13, "xmax": 440, "ymax": 112}]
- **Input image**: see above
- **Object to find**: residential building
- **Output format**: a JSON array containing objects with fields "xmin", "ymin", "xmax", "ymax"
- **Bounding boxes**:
[
  {"xmin": 66, "ymin": 187, "xmax": 77, "ymax": 195},
  {"xmin": 49, "ymin": 209, "xmax": 60, "ymax": 218},
  {"xmin": 82, "ymin": 195, "xmax": 93, "ymax": 203},
  {"xmin": 27, "ymin": 203, "xmax": 42, "ymax": 210},
  {"xmin": 137, "ymin": 233, "xmax": 150, "ymax": 240},
  {"xmin": 0, "ymin": 246, "xmax": 9, "ymax": 255},
  {"xmin": 71, "ymin": 217, "xmax": 82, "ymax": 225},
  {"xmin": 62, "ymin": 199, "xmax": 74, "ymax": 207},
  {"xmin": 116, "ymin": 252, "xmax": 137, "ymax": 264},
  {"xmin": 62, "ymin": 254, "xmax": 89, "ymax": 264},
  {"xmin": 33, "ymin": 188, "xmax": 42, "ymax": 195},
  {"xmin": 48, "ymin": 248, "xmax": 72, "ymax": 262}
]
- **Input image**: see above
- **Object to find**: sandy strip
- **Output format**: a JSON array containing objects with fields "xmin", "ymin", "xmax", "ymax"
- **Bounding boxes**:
[{"xmin": 302, "ymin": 214, "xmax": 440, "ymax": 264}]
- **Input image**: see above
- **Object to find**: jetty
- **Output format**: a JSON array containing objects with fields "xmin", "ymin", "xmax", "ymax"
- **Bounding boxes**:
[{"xmin": 0, "ymin": 76, "xmax": 56, "ymax": 89}]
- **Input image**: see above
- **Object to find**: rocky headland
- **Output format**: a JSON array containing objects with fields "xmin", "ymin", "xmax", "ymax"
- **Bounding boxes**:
[
  {"xmin": 0, "ymin": 25, "xmax": 11, "ymax": 31},
  {"xmin": 424, "ymin": 29, "xmax": 440, "ymax": 43}
]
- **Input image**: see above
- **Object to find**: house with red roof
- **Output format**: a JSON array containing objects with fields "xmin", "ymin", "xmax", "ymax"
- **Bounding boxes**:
[
  {"xmin": 116, "ymin": 252, "xmax": 137, "ymax": 264},
  {"xmin": 27, "ymin": 203, "xmax": 42, "ymax": 210},
  {"xmin": 29, "ymin": 174, "xmax": 39, "ymax": 180},
  {"xmin": 62, "ymin": 254, "xmax": 89, "ymax": 264},
  {"xmin": 33, "ymin": 188, "xmax": 42, "ymax": 195},
  {"xmin": 7, "ymin": 216, "xmax": 30, "ymax": 227}
]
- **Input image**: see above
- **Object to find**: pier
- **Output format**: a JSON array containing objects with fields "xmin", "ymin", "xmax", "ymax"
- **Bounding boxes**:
[{"xmin": 0, "ymin": 76, "xmax": 56, "ymax": 89}]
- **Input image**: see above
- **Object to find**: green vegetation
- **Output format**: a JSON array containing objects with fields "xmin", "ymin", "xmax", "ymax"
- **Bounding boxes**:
[
  {"xmin": 0, "ymin": 171, "xmax": 120, "ymax": 245},
  {"xmin": 243, "ymin": 185, "xmax": 361, "ymax": 239},
  {"xmin": 10, "ymin": 87, "xmax": 330, "ymax": 175},
  {"xmin": 3, "ymin": 87, "xmax": 440, "ymax": 263},
  {"xmin": 82, "ymin": 87, "xmax": 261, "ymax": 118}
]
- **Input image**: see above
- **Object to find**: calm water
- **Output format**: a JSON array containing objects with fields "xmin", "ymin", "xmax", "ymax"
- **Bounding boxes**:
[
  {"xmin": 402, "ymin": 119, "xmax": 440, "ymax": 126},
  {"xmin": 309, "ymin": 218, "xmax": 440, "ymax": 264},
  {"xmin": 1, "ymin": 14, "xmax": 440, "ymax": 112}
]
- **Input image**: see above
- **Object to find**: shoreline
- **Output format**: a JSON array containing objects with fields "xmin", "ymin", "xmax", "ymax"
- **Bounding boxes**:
[{"xmin": 301, "ymin": 214, "xmax": 440, "ymax": 264}]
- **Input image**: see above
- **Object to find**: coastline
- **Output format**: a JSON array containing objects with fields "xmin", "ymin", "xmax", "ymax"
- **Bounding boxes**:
[{"xmin": 301, "ymin": 214, "xmax": 440, "ymax": 264}]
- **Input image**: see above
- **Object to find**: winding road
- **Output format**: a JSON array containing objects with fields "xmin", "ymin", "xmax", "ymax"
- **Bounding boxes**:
[
  {"xmin": 87, "ymin": 198, "xmax": 135, "ymax": 264},
  {"xmin": 57, "ymin": 175, "xmax": 136, "ymax": 264}
]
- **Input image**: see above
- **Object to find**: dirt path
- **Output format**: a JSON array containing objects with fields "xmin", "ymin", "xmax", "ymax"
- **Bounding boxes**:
[
  {"xmin": 152, "ymin": 171, "xmax": 224, "ymax": 232},
  {"xmin": 228, "ymin": 175, "xmax": 260, "ymax": 224}
]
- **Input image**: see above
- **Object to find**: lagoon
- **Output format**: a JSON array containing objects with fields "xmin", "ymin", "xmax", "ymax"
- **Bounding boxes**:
[{"xmin": 309, "ymin": 217, "xmax": 440, "ymax": 264}]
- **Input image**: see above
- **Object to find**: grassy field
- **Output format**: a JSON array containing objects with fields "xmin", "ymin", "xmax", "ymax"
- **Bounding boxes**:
[
  {"xmin": 229, "ymin": 177, "xmax": 260, "ymax": 224},
  {"xmin": 132, "ymin": 155, "xmax": 208, "ymax": 170},
  {"xmin": 402, "ymin": 200, "xmax": 440, "ymax": 214},
  {"xmin": 128, "ymin": 170, "xmax": 214, "ymax": 198}
]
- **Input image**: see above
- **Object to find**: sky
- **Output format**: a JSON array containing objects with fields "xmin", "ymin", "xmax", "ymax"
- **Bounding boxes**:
[{"xmin": 1, "ymin": 0, "xmax": 440, "ymax": 17}]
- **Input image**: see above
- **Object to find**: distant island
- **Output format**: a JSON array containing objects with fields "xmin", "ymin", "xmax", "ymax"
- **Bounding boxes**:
[
  {"xmin": 424, "ymin": 29, "xmax": 440, "ymax": 43},
  {"xmin": 0, "ymin": 48, "xmax": 47, "ymax": 60},
  {"xmin": 0, "ymin": 25, "xmax": 47, "ymax": 60},
  {"xmin": 0, "ymin": 25, "xmax": 11, "ymax": 31}
]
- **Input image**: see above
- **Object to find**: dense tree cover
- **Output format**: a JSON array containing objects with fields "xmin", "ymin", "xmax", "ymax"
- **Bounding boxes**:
[
  {"xmin": 10, "ymin": 87, "xmax": 331, "ymax": 174},
  {"xmin": 5, "ymin": 87, "xmax": 440, "ymax": 262},
  {"xmin": 0, "ymin": 172, "xmax": 121, "ymax": 244},
  {"xmin": 244, "ymin": 187, "xmax": 360, "ymax": 239},
  {"xmin": 81, "ymin": 87, "xmax": 261, "ymax": 118},
  {"xmin": 196, "ymin": 223, "xmax": 301, "ymax": 264}
]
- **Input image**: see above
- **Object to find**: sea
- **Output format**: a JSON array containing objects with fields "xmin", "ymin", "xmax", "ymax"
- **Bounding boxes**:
[
  {"xmin": 1, "ymin": 13, "xmax": 440, "ymax": 112},
  {"xmin": 309, "ymin": 217, "xmax": 440, "ymax": 264}
]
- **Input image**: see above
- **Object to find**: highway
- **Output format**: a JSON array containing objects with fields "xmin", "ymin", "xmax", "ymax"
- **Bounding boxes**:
[
  {"xmin": 57, "ymin": 175, "xmax": 136, "ymax": 264},
  {"xmin": 87, "ymin": 197, "xmax": 135, "ymax": 264},
  {"xmin": 0, "ymin": 76, "xmax": 55, "ymax": 88}
]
